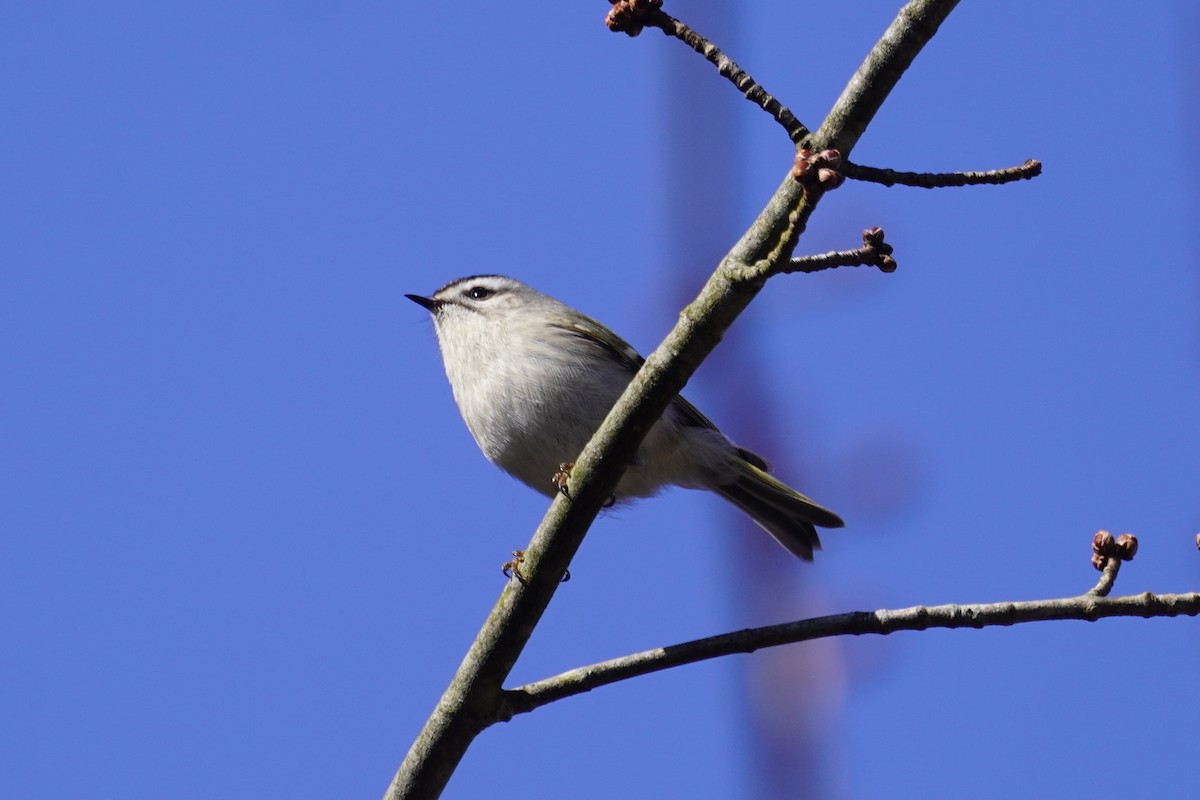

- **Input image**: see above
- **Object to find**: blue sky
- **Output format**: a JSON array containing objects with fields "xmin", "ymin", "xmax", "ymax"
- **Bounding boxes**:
[{"xmin": 2, "ymin": 2, "xmax": 1197, "ymax": 798}]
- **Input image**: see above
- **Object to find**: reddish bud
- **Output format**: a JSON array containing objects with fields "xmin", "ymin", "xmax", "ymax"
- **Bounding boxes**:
[
  {"xmin": 791, "ymin": 149, "xmax": 815, "ymax": 181},
  {"xmin": 1115, "ymin": 533, "xmax": 1138, "ymax": 561},
  {"xmin": 817, "ymin": 168, "xmax": 844, "ymax": 189},
  {"xmin": 1091, "ymin": 530, "xmax": 1116, "ymax": 570},
  {"xmin": 605, "ymin": 0, "xmax": 662, "ymax": 34},
  {"xmin": 819, "ymin": 148, "xmax": 842, "ymax": 168}
]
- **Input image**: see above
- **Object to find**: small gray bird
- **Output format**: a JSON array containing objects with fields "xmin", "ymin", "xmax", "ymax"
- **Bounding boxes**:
[{"xmin": 406, "ymin": 275, "xmax": 843, "ymax": 560}]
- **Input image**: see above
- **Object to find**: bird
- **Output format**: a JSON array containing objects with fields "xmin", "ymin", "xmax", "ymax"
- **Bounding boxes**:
[{"xmin": 406, "ymin": 274, "xmax": 843, "ymax": 560}]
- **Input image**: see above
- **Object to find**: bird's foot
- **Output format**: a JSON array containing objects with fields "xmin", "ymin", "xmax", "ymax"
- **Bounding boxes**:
[
  {"xmin": 552, "ymin": 463, "xmax": 574, "ymax": 498},
  {"xmin": 553, "ymin": 462, "xmax": 616, "ymax": 508},
  {"xmin": 501, "ymin": 549, "xmax": 570, "ymax": 584},
  {"xmin": 502, "ymin": 550, "xmax": 527, "ymax": 584}
]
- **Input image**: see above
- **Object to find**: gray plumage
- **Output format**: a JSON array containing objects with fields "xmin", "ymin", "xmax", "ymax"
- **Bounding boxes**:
[{"xmin": 407, "ymin": 275, "xmax": 843, "ymax": 560}]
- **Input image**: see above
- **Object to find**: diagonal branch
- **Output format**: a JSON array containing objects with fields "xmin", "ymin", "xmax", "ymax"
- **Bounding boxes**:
[
  {"xmin": 608, "ymin": 4, "xmax": 810, "ymax": 143},
  {"xmin": 502, "ymin": 589, "xmax": 1200, "ymax": 717},
  {"xmin": 385, "ymin": 3, "xmax": 963, "ymax": 798}
]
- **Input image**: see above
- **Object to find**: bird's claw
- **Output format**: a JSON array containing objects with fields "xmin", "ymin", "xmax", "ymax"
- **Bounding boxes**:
[
  {"xmin": 553, "ymin": 463, "xmax": 616, "ymax": 508},
  {"xmin": 502, "ymin": 550, "xmax": 527, "ymax": 584},
  {"xmin": 501, "ymin": 549, "xmax": 570, "ymax": 584},
  {"xmin": 553, "ymin": 462, "xmax": 574, "ymax": 498}
]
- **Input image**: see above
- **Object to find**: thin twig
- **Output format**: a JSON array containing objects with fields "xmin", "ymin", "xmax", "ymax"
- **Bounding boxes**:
[
  {"xmin": 1087, "ymin": 531, "xmax": 1138, "ymax": 597},
  {"xmin": 842, "ymin": 158, "xmax": 1042, "ymax": 188},
  {"xmin": 1088, "ymin": 559, "xmax": 1123, "ymax": 597},
  {"xmin": 606, "ymin": 1, "xmax": 809, "ymax": 143},
  {"xmin": 782, "ymin": 227, "xmax": 896, "ymax": 274},
  {"xmin": 502, "ymin": 590, "xmax": 1200, "ymax": 717}
]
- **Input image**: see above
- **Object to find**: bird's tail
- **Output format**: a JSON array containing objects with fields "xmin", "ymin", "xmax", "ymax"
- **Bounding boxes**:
[{"xmin": 714, "ymin": 459, "xmax": 844, "ymax": 561}]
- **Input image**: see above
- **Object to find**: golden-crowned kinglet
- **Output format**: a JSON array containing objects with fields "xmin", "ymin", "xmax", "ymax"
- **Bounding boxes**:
[{"xmin": 406, "ymin": 275, "xmax": 843, "ymax": 560}]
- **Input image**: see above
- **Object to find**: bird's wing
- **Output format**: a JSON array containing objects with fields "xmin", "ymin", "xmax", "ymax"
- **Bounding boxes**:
[{"xmin": 558, "ymin": 315, "xmax": 741, "ymax": 435}]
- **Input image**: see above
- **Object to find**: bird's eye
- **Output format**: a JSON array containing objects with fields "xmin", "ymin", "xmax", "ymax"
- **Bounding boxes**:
[{"xmin": 467, "ymin": 286, "xmax": 494, "ymax": 300}]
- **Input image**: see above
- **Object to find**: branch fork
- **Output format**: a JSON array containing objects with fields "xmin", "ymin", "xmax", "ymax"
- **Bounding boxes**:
[
  {"xmin": 610, "ymin": 2, "xmax": 1041, "ymax": 191},
  {"xmin": 382, "ymin": 4, "xmax": 1173, "ymax": 798},
  {"xmin": 497, "ymin": 532, "xmax": 1196, "ymax": 721}
]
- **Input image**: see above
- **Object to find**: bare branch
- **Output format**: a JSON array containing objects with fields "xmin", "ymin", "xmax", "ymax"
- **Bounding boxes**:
[
  {"xmin": 729, "ymin": 0, "xmax": 961, "ymax": 276},
  {"xmin": 385, "ymin": 4, "xmax": 975, "ymax": 797},
  {"xmin": 782, "ymin": 227, "xmax": 896, "ymax": 275},
  {"xmin": 499, "ymin": 530, "xmax": 1181, "ymax": 716},
  {"xmin": 842, "ymin": 158, "xmax": 1042, "ymax": 188},
  {"xmin": 502, "ymin": 590, "xmax": 1200, "ymax": 718},
  {"xmin": 606, "ymin": 0, "xmax": 809, "ymax": 142}
]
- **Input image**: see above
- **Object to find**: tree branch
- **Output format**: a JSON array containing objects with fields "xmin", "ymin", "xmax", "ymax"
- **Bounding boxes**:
[
  {"xmin": 502, "ymin": 589, "xmax": 1200, "ymax": 717},
  {"xmin": 842, "ymin": 158, "xmax": 1042, "ymax": 188},
  {"xmin": 498, "ymin": 532, "xmax": 1184, "ymax": 717},
  {"xmin": 605, "ymin": 1, "xmax": 810, "ymax": 143},
  {"xmin": 783, "ymin": 227, "xmax": 897, "ymax": 275},
  {"xmin": 726, "ymin": 0, "xmax": 961, "ymax": 278},
  {"xmin": 385, "ymin": 3, "xmax": 970, "ymax": 797}
]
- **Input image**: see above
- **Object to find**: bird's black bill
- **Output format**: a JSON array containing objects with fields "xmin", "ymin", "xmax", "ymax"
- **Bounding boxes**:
[{"xmin": 405, "ymin": 293, "xmax": 438, "ymax": 311}]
